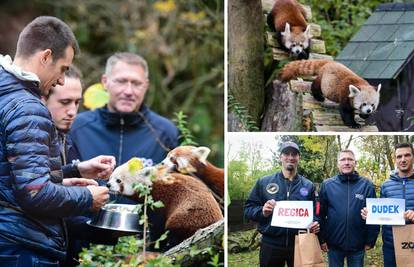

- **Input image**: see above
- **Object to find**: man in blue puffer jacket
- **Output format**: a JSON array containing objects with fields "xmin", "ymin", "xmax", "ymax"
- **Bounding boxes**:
[
  {"xmin": 319, "ymin": 149, "xmax": 379, "ymax": 267},
  {"xmin": 373, "ymin": 143, "xmax": 414, "ymax": 267},
  {"xmin": 244, "ymin": 141, "xmax": 320, "ymax": 267},
  {"xmin": 0, "ymin": 16, "xmax": 110, "ymax": 266}
]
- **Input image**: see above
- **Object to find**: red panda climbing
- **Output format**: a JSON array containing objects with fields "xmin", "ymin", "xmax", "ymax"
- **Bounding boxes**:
[
  {"xmin": 267, "ymin": 0, "xmax": 312, "ymax": 59},
  {"xmin": 107, "ymin": 162, "xmax": 223, "ymax": 246},
  {"xmin": 162, "ymin": 146, "xmax": 224, "ymax": 199},
  {"xmin": 280, "ymin": 59, "xmax": 381, "ymax": 128}
]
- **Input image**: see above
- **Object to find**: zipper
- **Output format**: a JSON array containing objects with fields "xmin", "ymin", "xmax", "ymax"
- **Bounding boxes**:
[
  {"xmin": 346, "ymin": 177, "xmax": 350, "ymax": 251},
  {"xmin": 118, "ymin": 117, "xmax": 124, "ymax": 165},
  {"xmin": 285, "ymin": 180, "xmax": 292, "ymax": 247}
]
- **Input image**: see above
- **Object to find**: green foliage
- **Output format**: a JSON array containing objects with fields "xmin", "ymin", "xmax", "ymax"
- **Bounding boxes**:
[
  {"xmin": 174, "ymin": 111, "xmax": 198, "ymax": 146},
  {"xmin": 228, "ymin": 94, "xmax": 260, "ymax": 131},
  {"xmin": 23, "ymin": 0, "xmax": 223, "ymax": 166}
]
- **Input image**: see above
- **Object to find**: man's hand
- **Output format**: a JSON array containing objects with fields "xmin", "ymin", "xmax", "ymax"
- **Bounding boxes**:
[
  {"xmin": 87, "ymin": 185, "xmax": 110, "ymax": 211},
  {"xmin": 62, "ymin": 178, "xmax": 99, "ymax": 187},
  {"xmin": 78, "ymin": 155, "xmax": 116, "ymax": 179},
  {"xmin": 262, "ymin": 199, "xmax": 276, "ymax": 217},
  {"xmin": 309, "ymin": 221, "xmax": 320, "ymax": 234},
  {"xmin": 321, "ymin": 242, "xmax": 328, "ymax": 252},
  {"xmin": 404, "ymin": 210, "xmax": 414, "ymax": 222},
  {"xmin": 361, "ymin": 207, "xmax": 368, "ymax": 220},
  {"xmin": 365, "ymin": 244, "xmax": 372, "ymax": 251}
]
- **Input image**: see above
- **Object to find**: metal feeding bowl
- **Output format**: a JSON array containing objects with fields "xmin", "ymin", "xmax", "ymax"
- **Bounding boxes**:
[{"xmin": 87, "ymin": 203, "xmax": 143, "ymax": 233}]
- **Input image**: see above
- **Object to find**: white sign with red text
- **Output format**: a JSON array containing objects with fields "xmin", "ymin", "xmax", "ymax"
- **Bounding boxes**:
[{"xmin": 271, "ymin": 200, "xmax": 313, "ymax": 229}]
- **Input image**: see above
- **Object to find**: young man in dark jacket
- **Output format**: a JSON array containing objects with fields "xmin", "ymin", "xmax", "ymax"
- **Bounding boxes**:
[
  {"xmin": 43, "ymin": 66, "xmax": 118, "ymax": 266},
  {"xmin": 244, "ymin": 141, "xmax": 320, "ymax": 267},
  {"xmin": 320, "ymin": 149, "xmax": 379, "ymax": 267},
  {"xmin": 362, "ymin": 143, "xmax": 414, "ymax": 267},
  {"xmin": 0, "ymin": 16, "xmax": 110, "ymax": 265}
]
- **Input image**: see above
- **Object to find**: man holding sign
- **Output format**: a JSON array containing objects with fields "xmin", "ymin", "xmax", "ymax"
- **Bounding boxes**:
[
  {"xmin": 362, "ymin": 143, "xmax": 414, "ymax": 267},
  {"xmin": 244, "ymin": 141, "xmax": 319, "ymax": 267},
  {"xmin": 319, "ymin": 149, "xmax": 379, "ymax": 267}
]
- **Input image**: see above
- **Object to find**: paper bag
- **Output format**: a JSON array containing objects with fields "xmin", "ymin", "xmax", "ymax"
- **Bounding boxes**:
[
  {"xmin": 294, "ymin": 230, "xmax": 325, "ymax": 267},
  {"xmin": 393, "ymin": 224, "xmax": 414, "ymax": 267}
]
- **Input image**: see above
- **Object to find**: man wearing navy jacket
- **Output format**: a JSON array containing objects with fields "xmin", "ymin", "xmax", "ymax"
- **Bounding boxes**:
[
  {"xmin": 70, "ymin": 52, "xmax": 179, "ymax": 249},
  {"xmin": 320, "ymin": 149, "xmax": 379, "ymax": 267},
  {"xmin": 244, "ymin": 141, "xmax": 320, "ymax": 267}
]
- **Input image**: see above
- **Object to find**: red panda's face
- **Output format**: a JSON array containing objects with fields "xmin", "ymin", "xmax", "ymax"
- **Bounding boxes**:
[
  {"xmin": 162, "ymin": 146, "xmax": 210, "ymax": 174},
  {"xmin": 349, "ymin": 84, "xmax": 381, "ymax": 116},
  {"xmin": 282, "ymin": 23, "xmax": 312, "ymax": 58}
]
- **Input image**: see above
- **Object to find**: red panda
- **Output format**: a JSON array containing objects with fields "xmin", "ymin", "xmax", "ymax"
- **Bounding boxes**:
[
  {"xmin": 280, "ymin": 59, "xmax": 381, "ymax": 128},
  {"xmin": 267, "ymin": 0, "xmax": 312, "ymax": 59},
  {"xmin": 162, "ymin": 146, "xmax": 224, "ymax": 199},
  {"xmin": 107, "ymin": 162, "xmax": 223, "ymax": 245}
]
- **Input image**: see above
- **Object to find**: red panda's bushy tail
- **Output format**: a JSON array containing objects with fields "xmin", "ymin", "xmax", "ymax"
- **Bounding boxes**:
[{"xmin": 279, "ymin": 59, "xmax": 331, "ymax": 82}]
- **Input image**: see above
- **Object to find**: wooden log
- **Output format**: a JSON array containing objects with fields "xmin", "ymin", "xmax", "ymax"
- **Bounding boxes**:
[
  {"xmin": 261, "ymin": 80, "xmax": 303, "ymax": 131},
  {"xmin": 289, "ymin": 80, "xmax": 312, "ymax": 93},
  {"xmin": 310, "ymin": 39, "xmax": 326, "ymax": 54},
  {"xmin": 309, "ymin": 53, "xmax": 334, "ymax": 60},
  {"xmin": 272, "ymin": 48, "xmax": 289, "ymax": 60},
  {"xmin": 302, "ymin": 109, "xmax": 314, "ymax": 131},
  {"xmin": 266, "ymin": 32, "xmax": 280, "ymax": 48},
  {"xmin": 164, "ymin": 219, "xmax": 224, "ymax": 266},
  {"xmin": 309, "ymin": 23, "xmax": 321, "ymax": 38}
]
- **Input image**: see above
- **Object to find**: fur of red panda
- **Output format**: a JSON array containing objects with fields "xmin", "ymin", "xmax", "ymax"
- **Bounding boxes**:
[
  {"xmin": 280, "ymin": 59, "xmax": 381, "ymax": 128},
  {"xmin": 162, "ymin": 146, "xmax": 224, "ymax": 199},
  {"xmin": 267, "ymin": 0, "xmax": 312, "ymax": 59},
  {"xmin": 107, "ymin": 163, "xmax": 223, "ymax": 245}
]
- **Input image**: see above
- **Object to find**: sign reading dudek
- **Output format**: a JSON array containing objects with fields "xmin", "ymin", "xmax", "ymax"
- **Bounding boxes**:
[
  {"xmin": 366, "ymin": 198, "xmax": 405, "ymax": 225},
  {"xmin": 271, "ymin": 201, "xmax": 313, "ymax": 229}
]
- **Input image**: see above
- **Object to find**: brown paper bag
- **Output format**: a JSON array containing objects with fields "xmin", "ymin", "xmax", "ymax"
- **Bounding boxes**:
[
  {"xmin": 393, "ymin": 224, "xmax": 414, "ymax": 267},
  {"xmin": 294, "ymin": 230, "xmax": 325, "ymax": 267}
]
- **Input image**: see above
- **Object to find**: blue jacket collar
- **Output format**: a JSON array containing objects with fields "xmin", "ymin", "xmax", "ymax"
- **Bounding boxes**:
[
  {"xmin": 98, "ymin": 105, "xmax": 149, "ymax": 127},
  {"xmin": 390, "ymin": 172, "xmax": 414, "ymax": 181},
  {"xmin": 338, "ymin": 171, "xmax": 360, "ymax": 182}
]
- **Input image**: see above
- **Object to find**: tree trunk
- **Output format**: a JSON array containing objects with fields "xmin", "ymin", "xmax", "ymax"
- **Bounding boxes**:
[
  {"xmin": 229, "ymin": 0, "xmax": 264, "ymax": 127},
  {"xmin": 261, "ymin": 80, "xmax": 303, "ymax": 131}
]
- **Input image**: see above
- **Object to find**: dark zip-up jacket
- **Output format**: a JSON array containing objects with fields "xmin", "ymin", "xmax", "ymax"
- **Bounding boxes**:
[
  {"xmin": 319, "ymin": 172, "xmax": 379, "ymax": 252},
  {"xmin": 70, "ymin": 106, "xmax": 179, "ymax": 167},
  {"xmin": 0, "ymin": 66, "xmax": 92, "ymax": 261},
  {"xmin": 70, "ymin": 105, "xmax": 179, "ymax": 248},
  {"xmin": 380, "ymin": 173, "xmax": 414, "ymax": 249},
  {"xmin": 244, "ymin": 172, "xmax": 317, "ymax": 248}
]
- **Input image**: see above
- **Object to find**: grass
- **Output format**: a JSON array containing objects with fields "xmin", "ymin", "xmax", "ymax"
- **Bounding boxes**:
[{"xmin": 228, "ymin": 229, "xmax": 384, "ymax": 267}]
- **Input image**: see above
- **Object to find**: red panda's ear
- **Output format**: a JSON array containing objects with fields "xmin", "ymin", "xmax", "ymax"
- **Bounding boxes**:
[
  {"xmin": 349, "ymin": 85, "xmax": 360, "ymax": 97},
  {"xmin": 193, "ymin": 147, "xmax": 211, "ymax": 165},
  {"xmin": 282, "ymin": 22, "xmax": 291, "ymax": 36},
  {"xmin": 304, "ymin": 25, "xmax": 312, "ymax": 39},
  {"xmin": 377, "ymin": 84, "xmax": 381, "ymax": 93}
]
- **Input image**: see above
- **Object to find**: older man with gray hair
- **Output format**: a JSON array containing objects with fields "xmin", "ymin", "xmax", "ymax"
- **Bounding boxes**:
[{"xmin": 70, "ymin": 52, "xmax": 179, "ymax": 249}]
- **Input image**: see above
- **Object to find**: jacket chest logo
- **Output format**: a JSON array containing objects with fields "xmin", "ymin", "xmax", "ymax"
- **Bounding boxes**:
[
  {"xmin": 266, "ymin": 183, "xmax": 279, "ymax": 194},
  {"xmin": 355, "ymin": 193, "xmax": 364, "ymax": 200},
  {"xmin": 300, "ymin": 187, "xmax": 309, "ymax": 197}
]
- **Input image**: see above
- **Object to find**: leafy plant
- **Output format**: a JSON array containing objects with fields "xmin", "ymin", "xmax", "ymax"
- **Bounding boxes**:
[
  {"xmin": 173, "ymin": 111, "xmax": 198, "ymax": 146},
  {"xmin": 228, "ymin": 94, "xmax": 259, "ymax": 131}
]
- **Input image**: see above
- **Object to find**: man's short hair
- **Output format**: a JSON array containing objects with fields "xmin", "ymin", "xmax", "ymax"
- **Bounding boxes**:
[
  {"xmin": 105, "ymin": 52, "xmax": 149, "ymax": 78},
  {"xmin": 395, "ymin": 143, "xmax": 414, "ymax": 155},
  {"xmin": 46, "ymin": 65, "xmax": 82, "ymax": 99},
  {"xmin": 338, "ymin": 149, "xmax": 355, "ymax": 160},
  {"xmin": 15, "ymin": 16, "xmax": 80, "ymax": 61}
]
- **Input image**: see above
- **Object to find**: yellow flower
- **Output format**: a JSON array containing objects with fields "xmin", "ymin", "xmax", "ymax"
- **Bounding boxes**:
[
  {"xmin": 128, "ymin": 158, "xmax": 143, "ymax": 174},
  {"xmin": 180, "ymin": 11, "xmax": 206, "ymax": 24},
  {"xmin": 153, "ymin": 0, "xmax": 176, "ymax": 14},
  {"xmin": 83, "ymin": 83, "xmax": 109, "ymax": 110}
]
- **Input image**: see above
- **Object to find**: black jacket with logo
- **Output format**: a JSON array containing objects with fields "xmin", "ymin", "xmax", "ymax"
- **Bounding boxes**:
[{"xmin": 244, "ymin": 172, "xmax": 317, "ymax": 248}]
